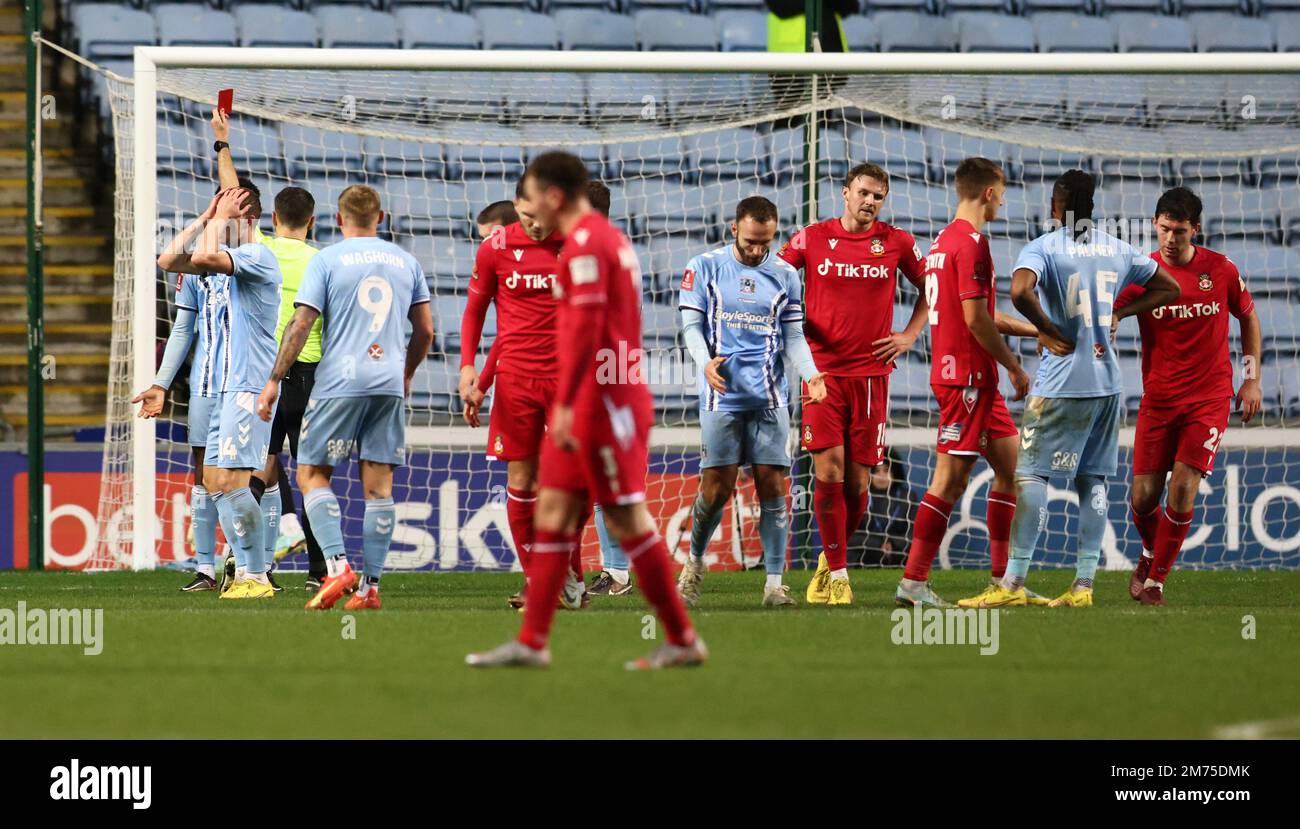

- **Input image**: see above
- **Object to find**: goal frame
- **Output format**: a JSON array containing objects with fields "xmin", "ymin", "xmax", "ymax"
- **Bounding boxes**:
[{"xmin": 126, "ymin": 47, "xmax": 1300, "ymax": 570}]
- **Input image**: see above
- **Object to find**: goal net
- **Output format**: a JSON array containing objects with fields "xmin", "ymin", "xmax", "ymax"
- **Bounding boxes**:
[{"xmin": 89, "ymin": 49, "xmax": 1300, "ymax": 573}]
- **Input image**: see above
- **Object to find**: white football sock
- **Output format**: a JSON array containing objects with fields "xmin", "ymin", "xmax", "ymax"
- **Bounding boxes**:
[
  {"xmin": 197, "ymin": 564, "xmax": 215, "ymax": 579},
  {"xmin": 608, "ymin": 568, "xmax": 629, "ymax": 584},
  {"xmin": 1144, "ymin": 578, "xmax": 1162, "ymax": 591},
  {"xmin": 765, "ymin": 574, "xmax": 783, "ymax": 590}
]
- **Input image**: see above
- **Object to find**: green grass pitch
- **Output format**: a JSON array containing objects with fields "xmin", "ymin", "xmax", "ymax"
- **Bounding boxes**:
[{"xmin": 2, "ymin": 569, "xmax": 1298, "ymax": 739}]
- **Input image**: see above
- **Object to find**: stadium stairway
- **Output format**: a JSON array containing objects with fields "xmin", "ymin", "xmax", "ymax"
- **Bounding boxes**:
[{"xmin": 0, "ymin": 0, "xmax": 111, "ymax": 438}]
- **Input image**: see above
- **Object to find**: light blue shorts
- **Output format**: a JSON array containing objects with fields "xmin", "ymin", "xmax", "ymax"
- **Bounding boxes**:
[
  {"xmin": 204, "ymin": 390, "xmax": 274, "ymax": 470},
  {"xmin": 699, "ymin": 407, "xmax": 791, "ymax": 469},
  {"xmin": 1016, "ymin": 393, "xmax": 1121, "ymax": 479},
  {"xmin": 298, "ymin": 395, "xmax": 407, "ymax": 468},
  {"xmin": 188, "ymin": 394, "xmax": 217, "ymax": 448}
]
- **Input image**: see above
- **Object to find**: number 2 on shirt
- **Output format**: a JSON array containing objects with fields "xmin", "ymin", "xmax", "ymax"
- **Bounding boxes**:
[
  {"xmin": 358, "ymin": 275, "xmax": 394, "ymax": 333},
  {"xmin": 1064, "ymin": 269, "xmax": 1118, "ymax": 327}
]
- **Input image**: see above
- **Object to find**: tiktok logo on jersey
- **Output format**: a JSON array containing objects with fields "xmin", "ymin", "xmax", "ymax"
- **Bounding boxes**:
[
  {"xmin": 816, "ymin": 260, "xmax": 891, "ymax": 279},
  {"xmin": 504, "ymin": 271, "xmax": 555, "ymax": 291},
  {"xmin": 1151, "ymin": 301, "xmax": 1221, "ymax": 321}
]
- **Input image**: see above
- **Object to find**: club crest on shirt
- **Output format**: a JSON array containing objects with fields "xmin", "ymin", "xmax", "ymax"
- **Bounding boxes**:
[
  {"xmin": 870, "ymin": 238, "xmax": 886, "ymax": 256},
  {"xmin": 1093, "ymin": 342, "xmax": 1105, "ymax": 359},
  {"xmin": 1198, "ymin": 273, "xmax": 1213, "ymax": 292},
  {"xmin": 740, "ymin": 277, "xmax": 756, "ymax": 295},
  {"xmin": 803, "ymin": 424, "xmax": 812, "ymax": 444},
  {"xmin": 681, "ymin": 268, "xmax": 695, "ymax": 291},
  {"xmin": 368, "ymin": 343, "xmax": 384, "ymax": 361},
  {"xmin": 494, "ymin": 435, "xmax": 503, "ymax": 454}
]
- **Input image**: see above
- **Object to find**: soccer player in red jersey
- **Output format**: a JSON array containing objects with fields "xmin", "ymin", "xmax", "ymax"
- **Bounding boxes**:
[
  {"xmin": 1115, "ymin": 187, "xmax": 1262, "ymax": 605},
  {"xmin": 459, "ymin": 185, "xmax": 570, "ymax": 610},
  {"xmin": 466, "ymin": 152, "xmax": 703, "ymax": 669},
  {"xmin": 891, "ymin": 158, "xmax": 1048, "ymax": 608},
  {"xmin": 777, "ymin": 162, "xmax": 928, "ymax": 605}
]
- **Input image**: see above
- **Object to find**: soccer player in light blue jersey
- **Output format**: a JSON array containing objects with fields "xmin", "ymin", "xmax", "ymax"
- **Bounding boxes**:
[
  {"xmin": 960, "ymin": 171, "xmax": 1180, "ymax": 609},
  {"xmin": 675, "ymin": 196, "xmax": 826, "ymax": 608},
  {"xmin": 258, "ymin": 184, "xmax": 435, "ymax": 612}
]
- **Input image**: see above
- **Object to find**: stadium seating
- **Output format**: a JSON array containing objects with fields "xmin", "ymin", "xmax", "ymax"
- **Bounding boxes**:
[
  {"xmin": 235, "ymin": 5, "xmax": 318, "ymax": 48},
  {"xmin": 475, "ymin": 8, "xmax": 561, "ymax": 48},
  {"xmin": 715, "ymin": 10, "xmax": 767, "ymax": 50},
  {"xmin": 1275, "ymin": 12, "xmax": 1300, "ymax": 50},
  {"xmin": 555, "ymin": 9, "xmax": 638, "ymax": 49},
  {"xmin": 635, "ymin": 10, "xmax": 720, "ymax": 49},
  {"xmin": 873, "ymin": 11, "xmax": 958, "ymax": 50},
  {"xmin": 840, "ymin": 14, "xmax": 879, "ymax": 50},
  {"xmin": 397, "ymin": 8, "xmax": 482, "ymax": 48},
  {"xmin": 954, "ymin": 12, "xmax": 1036, "ymax": 51},
  {"xmin": 71, "ymin": 4, "xmax": 155, "ymax": 60},
  {"xmin": 1032, "ymin": 12, "xmax": 1115, "ymax": 51},
  {"xmin": 1113, "ymin": 12, "xmax": 1195, "ymax": 51},
  {"xmin": 1192, "ymin": 13, "xmax": 1276, "ymax": 51},
  {"xmin": 154, "ymin": 4, "xmax": 238, "ymax": 47}
]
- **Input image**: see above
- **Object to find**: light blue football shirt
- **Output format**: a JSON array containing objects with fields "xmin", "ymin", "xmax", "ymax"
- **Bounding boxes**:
[
  {"xmin": 224, "ymin": 242, "xmax": 282, "ymax": 393},
  {"xmin": 296, "ymin": 236, "xmax": 431, "ymax": 399},
  {"xmin": 175, "ymin": 272, "xmax": 228, "ymax": 398},
  {"xmin": 679, "ymin": 245, "xmax": 804, "ymax": 412},
  {"xmin": 1014, "ymin": 227, "xmax": 1157, "ymax": 398}
]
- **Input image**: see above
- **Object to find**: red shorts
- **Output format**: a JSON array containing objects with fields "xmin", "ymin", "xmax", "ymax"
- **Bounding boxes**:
[
  {"xmin": 487, "ymin": 373, "xmax": 555, "ymax": 461},
  {"xmin": 933, "ymin": 384, "xmax": 1018, "ymax": 456},
  {"xmin": 539, "ymin": 393, "xmax": 653, "ymax": 507},
  {"xmin": 1132, "ymin": 396, "xmax": 1231, "ymax": 477},
  {"xmin": 800, "ymin": 374, "xmax": 889, "ymax": 466}
]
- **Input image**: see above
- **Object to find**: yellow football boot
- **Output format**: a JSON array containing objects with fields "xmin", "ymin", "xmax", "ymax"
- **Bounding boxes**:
[
  {"xmin": 219, "ymin": 579, "xmax": 249, "ymax": 600},
  {"xmin": 806, "ymin": 551, "xmax": 831, "ymax": 604},
  {"xmin": 957, "ymin": 584, "xmax": 1026, "ymax": 608},
  {"xmin": 827, "ymin": 578, "xmax": 853, "ymax": 606},
  {"xmin": 1047, "ymin": 587, "xmax": 1093, "ymax": 608}
]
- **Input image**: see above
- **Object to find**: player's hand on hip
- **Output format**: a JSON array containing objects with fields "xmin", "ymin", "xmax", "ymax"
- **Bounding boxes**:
[
  {"xmin": 1009, "ymin": 364, "xmax": 1031, "ymax": 401},
  {"xmin": 256, "ymin": 380, "xmax": 278, "ymax": 422},
  {"xmin": 804, "ymin": 373, "xmax": 827, "ymax": 404},
  {"xmin": 130, "ymin": 385, "xmax": 164, "ymax": 418},
  {"xmin": 871, "ymin": 330, "xmax": 916, "ymax": 364},
  {"xmin": 210, "ymin": 108, "xmax": 229, "ymax": 143},
  {"xmin": 457, "ymin": 365, "xmax": 478, "ymax": 401},
  {"xmin": 1237, "ymin": 378, "xmax": 1263, "ymax": 424},
  {"xmin": 1037, "ymin": 330, "xmax": 1074, "ymax": 357},
  {"xmin": 549, "ymin": 404, "xmax": 578, "ymax": 451},
  {"xmin": 704, "ymin": 355, "xmax": 727, "ymax": 394}
]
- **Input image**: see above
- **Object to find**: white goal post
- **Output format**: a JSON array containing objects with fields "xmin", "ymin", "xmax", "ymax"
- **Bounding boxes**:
[{"xmin": 103, "ymin": 47, "xmax": 1300, "ymax": 572}]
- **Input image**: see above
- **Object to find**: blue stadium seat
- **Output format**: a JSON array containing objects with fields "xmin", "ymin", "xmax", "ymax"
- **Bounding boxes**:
[
  {"xmin": 315, "ymin": 8, "xmax": 400, "ymax": 48},
  {"xmin": 1274, "ymin": 12, "xmax": 1300, "ymax": 50},
  {"xmin": 475, "ymin": 8, "xmax": 560, "ymax": 48},
  {"xmin": 520, "ymin": 124, "xmax": 605, "ymax": 174},
  {"xmin": 388, "ymin": 0, "xmax": 463, "ymax": 8},
  {"xmin": 923, "ymin": 127, "xmax": 1018, "ymax": 183},
  {"xmin": 853, "ymin": 125, "xmax": 930, "ymax": 182},
  {"xmin": 1260, "ymin": 0, "xmax": 1300, "ymax": 11},
  {"xmin": 715, "ymin": 10, "xmax": 767, "ymax": 51},
  {"xmin": 295, "ymin": 174, "xmax": 367, "ymax": 228},
  {"xmin": 636, "ymin": 10, "xmax": 720, "ymax": 49},
  {"xmin": 234, "ymin": 5, "xmax": 318, "ymax": 48},
  {"xmin": 1192, "ymin": 13, "xmax": 1276, "ymax": 51},
  {"xmin": 625, "ymin": 0, "xmax": 698, "ymax": 11},
  {"xmin": 1098, "ymin": 0, "xmax": 1169, "ymax": 12},
  {"xmin": 363, "ymin": 136, "xmax": 449, "ymax": 178},
  {"xmin": 705, "ymin": 0, "xmax": 767, "ymax": 9},
  {"xmin": 226, "ymin": 119, "xmax": 287, "ymax": 178},
  {"xmin": 1118, "ymin": 356, "xmax": 1144, "ymax": 414},
  {"xmin": 1167, "ymin": 131, "xmax": 1252, "ymax": 182},
  {"xmin": 1097, "ymin": 178, "xmax": 1165, "ymax": 219},
  {"xmin": 985, "ymin": 236, "xmax": 1024, "ymax": 275},
  {"xmin": 281, "ymin": 125, "xmax": 366, "ymax": 178},
  {"xmin": 1017, "ymin": 146, "xmax": 1093, "ymax": 186},
  {"xmin": 505, "ymin": 73, "xmax": 587, "ymax": 120},
  {"xmin": 705, "ymin": 178, "xmax": 797, "ymax": 226},
  {"xmin": 840, "ymin": 14, "xmax": 879, "ymax": 50},
  {"xmin": 1066, "ymin": 78, "xmax": 1147, "ymax": 124},
  {"xmin": 889, "ymin": 357, "xmax": 932, "ymax": 416},
  {"xmin": 686, "ymin": 127, "xmax": 770, "ymax": 180},
  {"xmin": 71, "ymin": 4, "xmax": 155, "ymax": 60},
  {"xmin": 1032, "ymin": 12, "xmax": 1116, "ymax": 51},
  {"xmin": 425, "ymin": 72, "xmax": 508, "ymax": 124},
  {"xmin": 407, "ymin": 358, "xmax": 458, "ymax": 412},
  {"xmin": 984, "ymin": 75, "xmax": 1068, "ymax": 125},
  {"xmin": 1176, "ymin": 0, "xmax": 1247, "ymax": 13},
  {"xmin": 640, "ymin": 300, "xmax": 684, "ymax": 349},
  {"xmin": 400, "ymin": 237, "xmax": 480, "ymax": 298},
  {"xmin": 461, "ymin": 178, "xmax": 516, "ymax": 219},
  {"xmin": 940, "ymin": 0, "xmax": 1013, "ymax": 12},
  {"xmin": 1274, "ymin": 358, "xmax": 1300, "ymax": 414},
  {"xmin": 604, "ymin": 135, "xmax": 692, "ymax": 179},
  {"xmin": 663, "ymin": 74, "xmax": 751, "ymax": 121},
  {"xmin": 641, "ymin": 237, "xmax": 696, "ymax": 296},
  {"xmin": 156, "ymin": 118, "xmax": 205, "ymax": 177},
  {"xmin": 431, "ymin": 296, "xmax": 497, "ymax": 357},
  {"xmin": 390, "ymin": 179, "xmax": 473, "ymax": 236},
  {"xmin": 397, "ymin": 8, "xmax": 481, "ymax": 48},
  {"xmin": 1218, "ymin": 240, "xmax": 1295, "ymax": 281},
  {"xmin": 1019, "ymin": 0, "xmax": 1096, "ymax": 12},
  {"xmin": 874, "ymin": 11, "xmax": 957, "ymax": 50},
  {"xmin": 157, "ymin": 174, "xmax": 211, "ymax": 222},
  {"xmin": 861, "ymin": 0, "xmax": 938, "ymax": 12},
  {"xmin": 555, "ymin": 9, "xmax": 637, "ymax": 49},
  {"xmin": 1114, "ymin": 12, "xmax": 1194, "ymax": 51},
  {"xmin": 1144, "ymin": 76, "xmax": 1227, "ymax": 123},
  {"xmin": 766, "ymin": 124, "xmax": 804, "ymax": 181},
  {"xmin": 1255, "ymin": 127, "xmax": 1300, "ymax": 183},
  {"xmin": 587, "ymin": 73, "xmax": 665, "ymax": 121},
  {"xmin": 443, "ymin": 124, "xmax": 528, "ymax": 178},
  {"xmin": 154, "ymin": 4, "xmax": 237, "ymax": 46},
  {"xmin": 1199, "ymin": 182, "xmax": 1286, "ymax": 242},
  {"xmin": 624, "ymin": 177, "xmax": 716, "ymax": 236},
  {"xmin": 879, "ymin": 178, "xmax": 951, "ymax": 229}
]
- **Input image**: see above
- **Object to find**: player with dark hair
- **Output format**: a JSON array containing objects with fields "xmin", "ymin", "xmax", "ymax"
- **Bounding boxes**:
[
  {"xmin": 1115, "ymin": 187, "xmax": 1262, "ymax": 605},
  {"xmin": 895, "ymin": 158, "xmax": 1046, "ymax": 608},
  {"xmin": 777, "ymin": 161, "xmax": 928, "ymax": 606},
  {"xmin": 476, "ymin": 200, "xmax": 518, "ymax": 238},
  {"xmin": 676, "ymin": 196, "xmax": 826, "ymax": 607},
  {"xmin": 961, "ymin": 170, "xmax": 1180, "ymax": 608},
  {"xmin": 467, "ymin": 151, "xmax": 703, "ymax": 669},
  {"xmin": 584, "ymin": 180, "xmax": 611, "ymax": 218}
]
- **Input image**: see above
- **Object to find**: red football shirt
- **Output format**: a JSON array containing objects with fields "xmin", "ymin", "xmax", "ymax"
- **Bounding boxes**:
[
  {"xmin": 1115, "ymin": 246, "xmax": 1254, "ymax": 406},
  {"xmin": 778, "ymin": 217, "xmax": 925, "ymax": 377},
  {"xmin": 554, "ymin": 211, "xmax": 650, "ymax": 414},
  {"xmin": 461, "ymin": 222, "xmax": 563, "ymax": 377},
  {"xmin": 926, "ymin": 219, "xmax": 999, "ymax": 389}
]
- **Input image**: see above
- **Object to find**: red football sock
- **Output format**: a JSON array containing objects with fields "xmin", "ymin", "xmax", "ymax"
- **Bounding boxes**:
[
  {"xmin": 625, "ymin": 531, "xmax": 695, "ymax": 647},
  {"xmin": 813, "ymin": 479, "xmax": 847, "ymax": 570},
  {"xmin": 1131, "ymin": 501, "xmax": 1159, "ymax": 554},
  {"xmin": 844, "ymin": 487, "xmax": 869, "ymax": 542},
  {"xmin": 516, "ymin": 530, "xmax": 574, "ymax": 651},
  {"xmin": 986, "ymin": 490, "xmax": 1017, "ymax": 580},
  {"xmin": 1151, "ymin": 506, "xmax": 1194, "ymax": 584},
  {"xmin": 505, "ymin": 487, "xmax": 537, "ymax": 575},
  {"xmin": 903, "ymin": 493, "xmax": 953, "ymax": 582}
]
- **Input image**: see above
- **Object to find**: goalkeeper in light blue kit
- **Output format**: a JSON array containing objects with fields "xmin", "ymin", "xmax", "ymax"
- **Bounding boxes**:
[
  {"xmin": 675, "ymin": 196, "xmax": 826, "ymax": 608},
  {"xmin": 257, "ymin": 184, "xmax": 435, "ymax": 611},
  {"xmin": 961, "ymin": 171, "xmax": 1179, "ymax": 608}
]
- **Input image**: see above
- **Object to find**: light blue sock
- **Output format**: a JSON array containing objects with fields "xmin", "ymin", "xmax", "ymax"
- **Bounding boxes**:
[
  {"xmin": 759, "ymin": 497, "xmax": 789, "ymax": 576},
  {"xmin": 1005, "ymin": 475, "xmax": 1049, "ymax": 583},
  {"xmin": 362, "ymin": 497, "xmax": 395, "ymax": 580},
  {"xmin": 212, "ymin": 492, "xmax": 246, "ymax": 570},
  {"xmin": 303, "ymin": 488, "xmax": 346, "ymax": 563},
  {"xmin": 261, "ymin": 485, "xmax": 280, "ymax": 571},
  {"xmin": 594, "ymin": 504, "xmax": 628, "ymax": 571},
  {"xmin": 224, "ymin": 487, "xmax": 265, "ymax": 575},
  {"xmin": 191, "ymin": 485, "xmax": 217, "ymax": 570},
  {"xmin": 1074, "ymin": 474, "xmax": 1108, "ymax": 585},
  {"xmin": 689, "ymin": 493, "xmax": 726, "ymax": 563}
]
